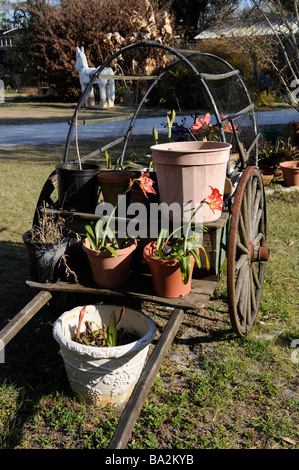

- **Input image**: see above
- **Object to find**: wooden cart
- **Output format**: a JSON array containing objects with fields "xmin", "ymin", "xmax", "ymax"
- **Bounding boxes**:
[{"xmin": 0, "ymin": 41, "xmax": 270, "ymax": 448}]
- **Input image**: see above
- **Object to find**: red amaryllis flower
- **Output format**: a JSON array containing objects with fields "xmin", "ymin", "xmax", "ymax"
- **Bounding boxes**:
[
  {"xmin": 190, "ymin": 113, "xmax": 214, "ymax": 134},
  {"xmin": 221, "ymin": 113, "xmax": 238, "ymax": 134},
  {"xmin": 129, "ymin": 172, "xmax": 156, "ymax": 198},
  {"xmin": 202, "ymin": 186, "xmax": 223, "ymax": 214}
]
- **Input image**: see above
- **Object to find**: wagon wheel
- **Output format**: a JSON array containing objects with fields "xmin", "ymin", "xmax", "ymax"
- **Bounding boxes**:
[{"xmin": 227, "ymin": 166, "xmax": 270, "ymax": 338}]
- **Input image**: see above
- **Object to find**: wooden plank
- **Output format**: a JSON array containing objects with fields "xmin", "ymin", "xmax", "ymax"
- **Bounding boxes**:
[
  {"xmin": 47, "ymin": 208, "xmax": 229, "ymax": 228},
  {"xmin": 108, "ymin": 308, "xmax": 185, "ymax": 449},
  {"xmin": 0, "ymin": 291, "xmax": 52, "ymax": 347},
  {"xmin": 25, "ymin": 274, "xmax": 218, "ymax": 311},
  {"xmin": 203, "ymin": 210, "xmax": 230, "ymax": 229}
]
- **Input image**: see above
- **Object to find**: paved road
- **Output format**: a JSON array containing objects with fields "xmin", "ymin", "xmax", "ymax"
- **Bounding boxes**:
[{"xmin": 0, "ymin": 109, "xmax": 298, "ymax": 149}]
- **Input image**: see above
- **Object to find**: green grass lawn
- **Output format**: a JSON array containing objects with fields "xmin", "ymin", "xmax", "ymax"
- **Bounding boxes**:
[{"xmin": 0, "ymin": 134, "xmax": 298, "ymax": 449}]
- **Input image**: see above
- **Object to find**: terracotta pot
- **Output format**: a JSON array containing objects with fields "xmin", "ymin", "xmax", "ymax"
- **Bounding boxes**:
[
  {"xmin": 279, "ymin": 161, "xmax": 299, "ymax": 187},
  {"xmin": 143, "ymin": 241, "xmax": 195, "ymax": 298},
  {"xmin": 53, "ymin": 304, "xmax": 156, "ymax": 407},
  {"xmin": 97, "ymin": 171, "xmax": 136, "ymax": 207},
  {"xmin": 150, "ymin": 141, "xmax": 231, "ymax": 223},
  {"xmin": 82, "ymin": 238, "xmax": 137, "ymax": 288},
  {"xmin": 261, "ymin": 173, "xmax": 273, "ymax": 186}
]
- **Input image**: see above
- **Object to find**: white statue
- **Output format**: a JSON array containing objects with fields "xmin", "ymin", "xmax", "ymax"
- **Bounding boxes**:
[{"xmin": 75, "ymin": 46, "xmax": 115, "ymax": 108}]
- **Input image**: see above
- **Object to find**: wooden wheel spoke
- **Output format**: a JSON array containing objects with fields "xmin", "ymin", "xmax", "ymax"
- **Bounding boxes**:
[
  {"xmin": 252, "ymin": 187, "xmax": 261, "ymax": 217},
  {"xmin": 252, "ymin": 207, "xmax": 262, "ymax": 238},
  {"xmin": 246, "ymin": 275, "xmax": 252, "ymax": 327},
  {"xmin": 251, "ymin": 177, "xmax": 258, "ymax": 219},
  {"xmin": 251, "ymin": 188, "xmax": 262, "ymax": 237},
  {"xmin": 239, "ymin": 211, "xmax": 249, "ymax": 247},
  {"xmin": 251, "ymin": 263, "xmax": 261, "ymax": 290},
  {"xmin": 235, "ymin": 261, "xmax": 247, "ymax": 306},
  {"xmin": 235, "ymin": 253, "xmax": 248, "ymax": 271},
  {"xmin": 253, "ymin": 232, "xmax": 264, "ymax": 246},
  {"xmin": 238, "ymin": 266, "xmax": 249, "ymax": 326},
  {"xmin": 249, "ymin": 267, "xmax": 257, "ymax": 318},
  {"xmin": 236, "ymin": 240, "xmax": 248, "ymax": 254}
]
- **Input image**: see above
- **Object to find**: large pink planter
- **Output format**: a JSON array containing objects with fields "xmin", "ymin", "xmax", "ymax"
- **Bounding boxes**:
[{"xmin": 151, "ymin": 141, "xmax": 231, "ymax": 223}]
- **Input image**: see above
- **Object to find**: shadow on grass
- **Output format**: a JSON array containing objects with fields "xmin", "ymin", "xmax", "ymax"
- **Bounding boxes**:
[{"xmin": 0, "ymin": 239, "xmax": 72, "ymax": 447}]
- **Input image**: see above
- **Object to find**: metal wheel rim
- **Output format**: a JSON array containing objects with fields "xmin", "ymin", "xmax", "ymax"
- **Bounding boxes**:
[{"xmin": 227, "ymin": 166, "xmax": 267, "ymax": 337}]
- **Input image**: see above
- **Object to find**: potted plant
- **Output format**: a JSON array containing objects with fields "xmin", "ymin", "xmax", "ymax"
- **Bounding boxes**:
[
  {"xmin": 259, "ymin": 137, "xmax": 299, "ymax": 175},
  {"xmin": 143, "ymin": 188, "xmax": 221, "ymax": 298},
  {"xmin": 150, "ymin": 113, "xmax": 232, "ymax": 223},
  {"xmin": 279, "ymin": 161, "xmax": 299, "ymax": 186},
  {"xmin": 22, "ymin": 206, "xmax": 75, "ymax": 283},
  {"xmin": 56, "ymin": 110, "xmax": 101, "ymax": 213},
  {"xmin": 97, "ymin": 169, "xmax": 137, "ymax": 208},
  {"xmin": 56, "ymin": 162, "xmax": 100, "ymax": 213},
  {"xmin": 53, "ymin": 304, "xmax": 157, "ymax": 407},
  {"xmin": 83, "ymin": 172, "xmax": 156, "ymax": 288}
]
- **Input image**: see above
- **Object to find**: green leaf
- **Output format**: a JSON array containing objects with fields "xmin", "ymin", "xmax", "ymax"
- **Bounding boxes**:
[
  {"xmin": 105, "ymin": 245, "xmax": 118, "ymax": 258},
  {"xmin": 106, "ymin": 310, "xmax": 117, "ymax": 347},
  {"xmin": 85, "ymin": 224, "xmax": 97, "ymax": 250},
  {"xmin": 200, "ymin": 245, "xmax": 210, "ymax": 271},
  {"xmin": 105, "ymin": 150, "xmax": 111, "ymax": 169},
  {"xmin": 95, "ymin": 219, "xmax": 105, "ymax": 244},
  {"xmin": 105, "ymin": 224, "xmax": 118, "ymax": 246},
  {"xmin": 191, "ymin": 249, "xmax": 201, "ymax": 269},
  {"xmin": 156, "ymin": 228, "xmax": 168, "ymax": 253},
  {"xmin": 180, "ymin": 255, "xmax": 191, "ymax": 284},
  {"xmin": 153, "ymin": 126, "xmax": 158, "ymax": 145},
  {"xmin": 81, "ymin": 336, "xmax": 90, "ymax": 346}
]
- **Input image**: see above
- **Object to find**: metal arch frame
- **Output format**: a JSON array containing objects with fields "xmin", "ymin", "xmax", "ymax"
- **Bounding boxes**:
[{"xmin": 64, "ymin": 40, "xmax": 258, "ymax": 169}]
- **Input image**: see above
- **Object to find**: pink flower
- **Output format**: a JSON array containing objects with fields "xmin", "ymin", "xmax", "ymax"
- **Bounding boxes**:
[
  {"xmin": 190, "ymin": 113, "xmax": 214, "ymax": 134},
  {"xmin": 128, "ymin": 171, "xmax": 156, "ymax": 199},
  {"xmin": 76, "ymin": 305, "xmax": 86, "ymax": 342},
  {"xmin": 221, "ymin": 113, "xmax": 238, "ymax": 134},
  {"xmin": 202, "ymin": 186, "xmax": 223, "ymax": 214}
]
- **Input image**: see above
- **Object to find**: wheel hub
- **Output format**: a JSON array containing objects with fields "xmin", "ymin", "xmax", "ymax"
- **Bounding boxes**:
[{"xmin": 248, "ymin": 241, "xmax": 270, "ymax": 264}]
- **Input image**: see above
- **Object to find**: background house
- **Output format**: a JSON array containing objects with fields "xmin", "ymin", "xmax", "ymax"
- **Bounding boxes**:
[{"xmin": 0, "ymin": 26, "xmax": 19, "ymax": 81}]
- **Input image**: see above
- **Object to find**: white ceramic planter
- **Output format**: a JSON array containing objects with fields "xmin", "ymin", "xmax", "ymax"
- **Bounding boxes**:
[
  {"xmin": 53, "ymin": 304, "xmax": 156, "ymax": 407},
  {"xmin": 151, "ymin": 141, "xmax": 231, "ymax": 223}
]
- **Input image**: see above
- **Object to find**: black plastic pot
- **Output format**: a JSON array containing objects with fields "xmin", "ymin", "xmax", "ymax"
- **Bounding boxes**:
[
  {"xmin": 56, "ymin": 163, "xmax": 100, "ymax": 213},
  {"xmin": 22, "ymin": 230, "xmax": 71, "ymax": 283}
]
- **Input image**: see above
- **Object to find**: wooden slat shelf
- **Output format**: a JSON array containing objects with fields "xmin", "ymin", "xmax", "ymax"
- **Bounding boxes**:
[
  {"xmin": 26, "ymin": 271, "xmax": 219, "ymax": 311},
  {"xmin": 48, "ymin": 208, "xmax": 230, "ymax": 229}
]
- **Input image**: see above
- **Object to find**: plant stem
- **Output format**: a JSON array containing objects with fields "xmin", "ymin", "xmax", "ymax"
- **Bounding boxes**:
[{"xmin": 75, "ymin": 109, "xmax": 82, "ymax": 170}]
